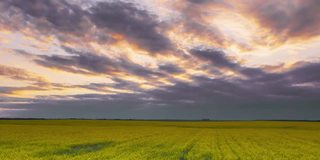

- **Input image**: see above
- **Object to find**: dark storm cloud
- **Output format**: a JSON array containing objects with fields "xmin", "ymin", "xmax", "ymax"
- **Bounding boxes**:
[
  {"xmin": 89, "ymin": 1, "xmax": 172, "ymax": 52},
  {"xmin": 247, "ymin": 0, "xmax": 320, "ymax": 40}
]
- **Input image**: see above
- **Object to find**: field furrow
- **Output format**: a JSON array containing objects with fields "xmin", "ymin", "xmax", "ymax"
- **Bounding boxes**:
[{"xmin": 0, "ymin": 120, "xmax": 320, "ymax": 160}]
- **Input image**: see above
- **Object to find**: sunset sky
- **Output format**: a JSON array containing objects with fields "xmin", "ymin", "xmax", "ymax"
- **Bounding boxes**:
[{"xmin": 0, "ymin": 0, "xmax": 319, "ymax": 119}]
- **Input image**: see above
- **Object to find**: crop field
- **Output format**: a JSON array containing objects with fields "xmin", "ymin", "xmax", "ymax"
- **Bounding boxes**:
[{"xmin": 0, "ymin": 120, "xmax": 320, "ymax": 160}]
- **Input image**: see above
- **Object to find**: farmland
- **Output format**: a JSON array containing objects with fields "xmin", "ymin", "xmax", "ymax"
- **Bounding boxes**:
[{"xmin": 0, "ymin": 120, "xmax": 320, "ymax": 160}]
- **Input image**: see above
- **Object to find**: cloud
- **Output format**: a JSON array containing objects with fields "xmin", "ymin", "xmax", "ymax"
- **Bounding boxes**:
[
  {"xmin": 3, "ymin": 0, "xmax": 173, "ymax": 53},
  {"xmin": 0, "ymin": 107, "xmax": 28, "ymax": 111},
  {"xmin": 75, "ymin": 81, "xmax": 140, "ymax": 94},
  {"xmin": 0, "ymin": 107, "xmax": 29, "ymax": 117},
  {"xmin": 4, "ymin": 68, "xmax": 320, "ymax": 119},
  {"xmin": 2, "ymin": 60, "xmax": 320, "ymax": 120},
  {"xmin": 190, "ymin": 46, "xmax": 265, "ymax": 77},
  {"xmin": 246, "ymin": 0, "xmax": 320, "ymax": 41},
  {"xmin": 158, "ymin": 63, "xmax": 184, "ymax": 74},
  {"xmin": 6, "ymin": 0, "xmax": 86, "ymax": 33},
  {"xmin": 285, "ymin": 62, "xmax": 320, "ymax": 84},
  {"xmin": 0, "ymin": 86, "xmax": 42, "ymax": 94},
  {"xmin": 0, "ymin": 64, "xmax": 45, "ymax": 82},
  {"xmin": 147, "ymin": 59, "xmax": 320, "ymax": 104},
  {"xmin": 183, "ymin": 21, "xmax": 227, "ymax": 47},
  {"xmin": 89, "ymin": 1, "xmax": 172, "ymax": 53},
  {"xmin": 33, "ymin": 47, "xmax": 163, "ymax": 78},
  {"xmin": 190, "ymin": 47, "xmax": 238, "ymax": 69},
  {"xmin": 162, "ymin": 0, "xmax": 253, "ymax": 53},
  {"xmin": 187, "ymin": 0, "xmax": 226, "ymax": 4},
  {"xmin": 35, "ymin": 52, "xmax": 116, "ymax": 75},
  {"xmin": 0, "ymin": 0, "xmax": 320, "ymax": 120}
]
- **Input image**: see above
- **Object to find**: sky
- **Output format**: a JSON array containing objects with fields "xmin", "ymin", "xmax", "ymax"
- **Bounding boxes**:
[{"xmin": 0, "ymin": 0, "xmax": 319, "ymax": 120}]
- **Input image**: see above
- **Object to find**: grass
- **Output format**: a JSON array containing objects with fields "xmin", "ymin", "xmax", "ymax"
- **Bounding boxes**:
[{"xmin": 0, "ymin": 120, "xmax": 320, "ymax": 159}]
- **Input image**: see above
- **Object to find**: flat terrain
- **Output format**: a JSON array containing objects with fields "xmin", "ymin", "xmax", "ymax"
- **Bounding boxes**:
[{"xmin": 0, "ymin": 120, "xmax": 320, "ymax": 160}]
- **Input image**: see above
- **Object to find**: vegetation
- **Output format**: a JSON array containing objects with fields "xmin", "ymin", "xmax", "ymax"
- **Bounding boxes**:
[{"xmin": 0, "ymin": 120, "xmax": 320, "ymax": 159}]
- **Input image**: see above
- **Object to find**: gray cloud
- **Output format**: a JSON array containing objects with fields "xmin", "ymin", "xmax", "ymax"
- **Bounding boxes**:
[
  {"xmin": 247, "ymin": 0, "xmax": 320, "ymax": 41},
  {"xmin": 190, "ymin": 47, "xmax": 237, "ymax": 68},
  {"xmin": 0, "ymin": 64, "xmax": 45, "ymax": 82},
  {"xmin": 75, "ymin": 80, "xmax": 141, "ymax": 94},
  {"xmin": 18, "ymin": 46, "xmax": 319, "ymax": 120},
  {"xmin": 33, "ymin": 47, "xmax": 163, "ymax": 78},
  {"xmin": 3, "ymin": 0, "xmax": 173, "ymax": 53},
  {"xmin": 1, "ymin": 0, "xmax": 320, "ymax": 120},
  {"xmin": 35, "ymin": 52, "xmax": 116, "ymax": 75},
  {"xmin": 1, "ymin": 80, "xmax": 319, "ymax": 120},
  {"xmin": 158, "ymin": 63, "xmax": 184, "ymax": 74},
  {"xmin": 187, "ymin": 0, "xmax": 226, "ymax": 4},
  {"xmin": 190, "ymin": 47, "xmax": 265, "ymax": 77},
  {"xmin": 6, "ymin": 0, "xmax": 86, "ymax": 33},
  {"xmin": 285, "ymin": 62, "xmax": 320, "ymax": 84},
  {"xmin": 89, "ymin": 1, "xmax": 172, "ymax": 53}
]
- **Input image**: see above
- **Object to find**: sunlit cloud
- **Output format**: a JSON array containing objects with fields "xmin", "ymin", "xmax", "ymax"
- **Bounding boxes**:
[{"xmin": 0, "ymin": 0, "xmax": 319, "ymax": 119}]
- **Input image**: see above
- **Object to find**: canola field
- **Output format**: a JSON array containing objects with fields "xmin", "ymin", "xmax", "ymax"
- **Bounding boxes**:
[{"xmin": 0, "ymin": 120, "xmax": 320, "ymax": 160}]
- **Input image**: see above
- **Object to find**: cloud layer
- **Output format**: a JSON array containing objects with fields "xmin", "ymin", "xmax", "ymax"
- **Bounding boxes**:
[{"xmin": 0, "ymin": 0, "xmax": 319, "ymax": 119}]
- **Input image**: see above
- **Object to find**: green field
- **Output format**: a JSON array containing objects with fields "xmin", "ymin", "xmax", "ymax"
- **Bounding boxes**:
[{"xmin": 1, "ymin": 120, "xmax": 320, "ymax": 160}]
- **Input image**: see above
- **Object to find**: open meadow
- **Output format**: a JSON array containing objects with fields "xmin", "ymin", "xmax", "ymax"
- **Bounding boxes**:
[{"xmin": 0, "ymin": 120, "xmax": 320, "ymax": 160}]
